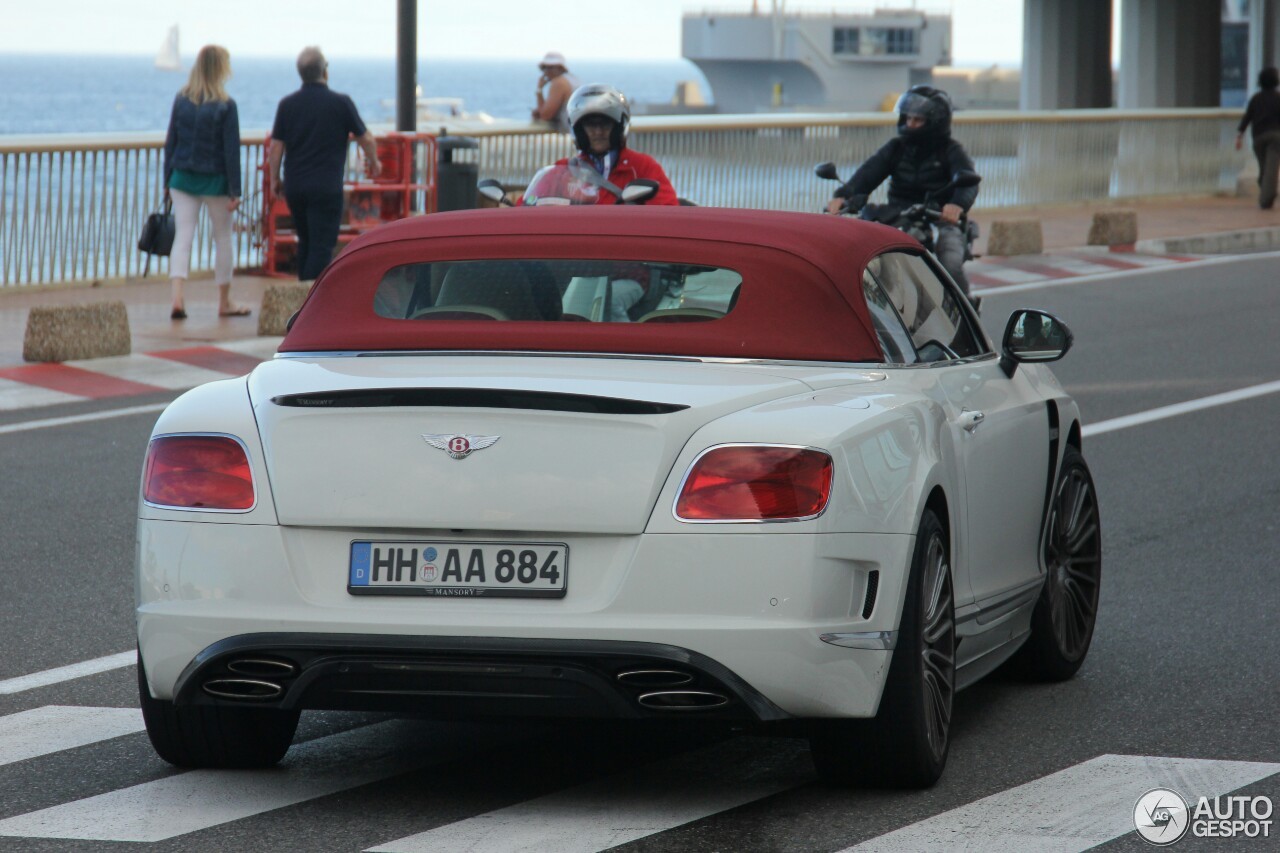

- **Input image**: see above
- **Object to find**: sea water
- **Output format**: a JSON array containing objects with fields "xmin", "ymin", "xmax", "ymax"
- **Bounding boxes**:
[{"xmin": 0, "ymin": 54, "xmax": 710, "ymax": 136}]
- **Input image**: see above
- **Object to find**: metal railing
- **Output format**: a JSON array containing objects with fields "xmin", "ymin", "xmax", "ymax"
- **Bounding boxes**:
[
  {"xmin": 0, "ymin": 109, "xmax": 1246, "ymax": 287},
  {"xmin": 0, "ymin": 134, "xmax": 268, "ymax": 287},
  {"xmin": 492, "ymin": 109, "xmax": 1245, "ymax": 211}
]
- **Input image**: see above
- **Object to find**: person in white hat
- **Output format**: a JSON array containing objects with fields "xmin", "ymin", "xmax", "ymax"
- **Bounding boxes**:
[{"xmin": 532, "ymin": 51, "xmax": 578, "ymax": 132}]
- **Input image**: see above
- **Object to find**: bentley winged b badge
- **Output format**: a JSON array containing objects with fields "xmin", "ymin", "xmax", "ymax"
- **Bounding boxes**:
[{"xmin": 422, "ymin": 433, "xmax": 500, "ymax": 460}]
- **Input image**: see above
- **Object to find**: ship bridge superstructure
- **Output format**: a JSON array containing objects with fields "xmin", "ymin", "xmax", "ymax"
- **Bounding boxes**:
[{"xmin": 682, "ymin": 3, "xmax": 951, "ymax": 113}]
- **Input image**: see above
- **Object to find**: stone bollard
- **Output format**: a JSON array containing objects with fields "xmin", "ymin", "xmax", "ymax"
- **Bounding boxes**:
[
  {"xmin": 986, "ymin": 220, "xmax": 1043, "ymax": 256},
  {"xmin": 23, "ymin": 301, "xmax": 131, "ymax": 363},
  {"xmin": 1087, "ymin": 210, "xmax": 1138, "ymax": 249},
  {"xmin": 257, "ymin": 282, "xmax": 311, "ymax": 336}
]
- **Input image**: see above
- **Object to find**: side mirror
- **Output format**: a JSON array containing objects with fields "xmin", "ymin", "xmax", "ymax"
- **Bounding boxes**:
[
  {"xmin": 1000, "ymin": 309, "xmax": 1073, "ymax": 377},
  {"xmin": 477, "ymin": 178, "xmax": 511, "ymax": 206},
  {"xmin": 951, "ymin": 169, "xmax": 982, "ymax": 189},
  {"xmin": 814, "ymin": 162, "xmax": 841, "ymax": 182},
  {"xmin": 620, "ymin": 179, "xmax": 659, "ymax": 204}
]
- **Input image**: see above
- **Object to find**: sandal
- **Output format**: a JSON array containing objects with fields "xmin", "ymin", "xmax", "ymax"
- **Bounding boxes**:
[
  {"xmin": 218, "ymin": 306, "xmax": 252, "ymax": 317},
  {"xmin": 170, "ymin": 308, "xmax": 187, "ymax": 320}
]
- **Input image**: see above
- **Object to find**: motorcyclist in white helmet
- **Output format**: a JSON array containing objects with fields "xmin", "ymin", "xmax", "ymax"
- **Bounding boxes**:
[{"xmin": 550, "ymin": 83, "xmax": 679, "ymax": 206}]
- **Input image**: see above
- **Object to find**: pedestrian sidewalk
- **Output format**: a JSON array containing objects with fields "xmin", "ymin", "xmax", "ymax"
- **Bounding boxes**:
[
  {"xmin": 0, "ymin": 194, "xmax": 1277, "ymax": 412},
  {"xmin": 971, "ymin": 193, "xmax": 1280, "ymax": 256}
]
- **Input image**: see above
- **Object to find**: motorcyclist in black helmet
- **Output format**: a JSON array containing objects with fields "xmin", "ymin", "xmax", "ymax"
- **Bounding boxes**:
[{"xmin": 825, "ymin": 86, "xmax": 980, "ymax": 297}]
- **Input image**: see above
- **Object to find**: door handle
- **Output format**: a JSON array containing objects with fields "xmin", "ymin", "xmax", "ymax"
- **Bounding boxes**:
[{"xmin": 957, "ymin": 410, "xmax": 985, "ymax": 433}]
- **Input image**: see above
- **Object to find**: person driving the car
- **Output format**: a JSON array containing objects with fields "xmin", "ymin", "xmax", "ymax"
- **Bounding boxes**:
[
  {"xmin": 555, "ymin": 83, "xmax": 679, "ymax": 206},
  {"xmin": 824, "ymin": 86, "xmax": 979, "ymax": 297}
]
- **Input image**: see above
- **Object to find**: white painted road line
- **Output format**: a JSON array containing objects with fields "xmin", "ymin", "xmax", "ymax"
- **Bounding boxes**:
[
  {"xmin": 0, "ymin": 719, "xmax": 496, "ymax": 842},
  {"xmin": 1083, "ymin": 379, "xmax": 1280, "ymax": 437},
  {"xmin": 841, "ymin": 754, "xmax": 1280, "ymax": 853},
  {"xmin": 0, "ymin": 706, "xmax": 144, "ymax": 766},
  {"xmin": 367, "ymin": 739, "xmax": 805, "ymax": 853},
  {"xmin": 0, "ymin": 651, "xmax": 135, "ymax": 695},
  {"xmin": 0, "ymin": 403, "xmax": 167, "ymax": 437}
]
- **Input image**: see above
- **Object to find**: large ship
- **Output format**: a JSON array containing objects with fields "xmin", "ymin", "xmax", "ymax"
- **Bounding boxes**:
[{"xmin": 681, "ymin": 2, "xmax": 951, "ymax": 114}]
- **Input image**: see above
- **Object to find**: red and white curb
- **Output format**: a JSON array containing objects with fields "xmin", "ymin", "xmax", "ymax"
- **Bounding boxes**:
[
  {"xmin": 0, "ymin": 338, "xmax": 280, "ymax": 411},
  {"xmin": 970, "ymin": 250, "xmax": 1202, "ymax": 289}
]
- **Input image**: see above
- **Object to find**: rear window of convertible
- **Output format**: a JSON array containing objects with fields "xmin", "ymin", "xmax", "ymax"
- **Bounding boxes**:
[{"xmin": 372, "ymin": 260, "xmax": 744, "ymax": 324}]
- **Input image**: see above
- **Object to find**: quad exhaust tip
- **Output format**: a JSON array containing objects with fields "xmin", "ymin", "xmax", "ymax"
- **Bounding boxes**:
[
  {"xmin": 636, "ymin": 690, "xmax": 729, "ymax": 710},
  {"xmin": 225, "ymin": 657, "xmax": 298, "ymax": 678},
  {"xmin": 616, "ymin": 669, "xmax": 694, "ymax": 688},
  {"xmin": 202, "ymin": 678, "xmax": 284, "ymax": 700}
]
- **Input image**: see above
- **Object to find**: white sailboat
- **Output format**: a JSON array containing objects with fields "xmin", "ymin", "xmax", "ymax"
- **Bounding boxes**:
[{"xmin": 155, "ymin": 25, "xmax": 180, "ymax": 72}]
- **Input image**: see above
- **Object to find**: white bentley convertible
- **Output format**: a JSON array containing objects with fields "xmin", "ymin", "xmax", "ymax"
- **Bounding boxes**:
[{"xmin": 136, "ymin": 206, "xmax": 1101, "ymax": 787}]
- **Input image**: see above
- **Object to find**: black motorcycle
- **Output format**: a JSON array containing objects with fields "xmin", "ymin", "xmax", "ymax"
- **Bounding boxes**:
[{"xmin": 815, "ymin": 162, "xmax": 982, "ymax": 307}]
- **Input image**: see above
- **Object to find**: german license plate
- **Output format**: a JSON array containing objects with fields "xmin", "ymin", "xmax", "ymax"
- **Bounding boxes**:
[{"xmin": 348, "ymin": 540, "xmax": 568, "ymax": 598}]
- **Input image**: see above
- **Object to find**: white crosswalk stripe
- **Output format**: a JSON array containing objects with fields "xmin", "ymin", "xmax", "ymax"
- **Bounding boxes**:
[
  {"xmin": 0, "ymin": 719, "xmax": 507, "ymax": 843},
  {"xmin": 367, "ymin": 738, "xmax": 807, "ymax": 853},
  {"xmin": 1037, "ymin": 258, "xmax": 1122, "ymax": 276},
  {"xmin": 63, "ymin": 353, "xmax": 232, "ymax": 390},
  {"xmin": 217, "ymin": 336, "xmax": 284, "ymax": 359},
  {"xmin": 1105, "ymin": 253, "xmax": 1182, "ymax": 267},
  {"xmin": 0, "ymin": 698, "xmax": 1275, "ymax": 851},
  {"xmin": 972, "ymin": 265, "xmax": 1046, "ymax": 284},
  {"xmin": 840, "ymin": 754, "xmax": 1280, "ymax": 852},
  {"xmin": 0, "ymin": 706, "xmax": 144, "ymax": 766},
  {"xmin": 0, "ymin": 377, "xmax": 81, "ymax": 411}
]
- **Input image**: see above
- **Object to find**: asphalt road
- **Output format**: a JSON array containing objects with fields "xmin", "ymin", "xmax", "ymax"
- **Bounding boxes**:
[{"xmin": 1, "ymin": 255, "xmax": 1278, "ymax": 852}]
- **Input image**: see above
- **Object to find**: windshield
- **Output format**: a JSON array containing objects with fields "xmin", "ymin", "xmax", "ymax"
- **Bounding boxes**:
[
  {"xmin": 521, "ymin": 161, "xmax": 610, "ymax": 206},
  {"xmin": 373, "ymin": 259, "xmax": 743, "ymax": 323}
]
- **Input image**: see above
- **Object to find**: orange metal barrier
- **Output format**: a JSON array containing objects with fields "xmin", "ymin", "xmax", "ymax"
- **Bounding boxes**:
[{"xmin": 259, "ymin": 133, "xmax": 438, "ymax": 278}]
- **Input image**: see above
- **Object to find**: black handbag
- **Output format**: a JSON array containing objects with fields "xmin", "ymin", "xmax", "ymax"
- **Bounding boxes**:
[{"xmin": 138, "ymin": 198, "xmax": 175, "ymax": 276}]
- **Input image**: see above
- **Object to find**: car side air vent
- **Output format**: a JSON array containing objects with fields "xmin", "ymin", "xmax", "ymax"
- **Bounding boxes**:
[
  {"xmin": 861, "ymin": 570, "xmax": 880, "ymax": 619},
  {"xmin": 271, "ymin": 388, "xmax": 689, "ymax": 415}
]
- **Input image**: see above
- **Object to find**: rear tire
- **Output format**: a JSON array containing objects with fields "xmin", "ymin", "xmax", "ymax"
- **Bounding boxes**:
[
  {"xmin": 1009, "ymin": 445, "xmax": 1102, "ymax": 681},
  {"xmin": 809, "ymin": 509, "xmax": 955, "ymax": 788},
  {"xmin": 137, "ymin": 651, "xmax": 299, "ymax": 768}
]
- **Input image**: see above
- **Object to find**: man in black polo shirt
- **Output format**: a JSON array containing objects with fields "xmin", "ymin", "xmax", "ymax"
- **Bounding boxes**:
[{"xmin": 269, "ymin": 46, "xmax": 381, "ymax": 280}]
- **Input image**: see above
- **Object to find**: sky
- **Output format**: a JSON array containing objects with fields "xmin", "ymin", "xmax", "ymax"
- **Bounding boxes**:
[{"xmin": 3, "ymin": 1, "xmax": 1027, "ymax": 66}]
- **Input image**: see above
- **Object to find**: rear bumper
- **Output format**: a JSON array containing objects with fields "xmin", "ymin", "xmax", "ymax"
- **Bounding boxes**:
[
  {"xmin": 166, "ymin": 633, "xmax": 788, "ymax": 722},
  {"xmin": 137, "ymin": 519, "xmax": 912, "ymax": 719}
]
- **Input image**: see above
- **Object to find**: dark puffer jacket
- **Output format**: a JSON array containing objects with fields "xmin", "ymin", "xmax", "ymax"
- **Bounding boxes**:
[
  {"xmin": 834, "ymin": 136, "xmax": 977, "ymax": 213},
  {"xmin": 163, "ymin": 94, "xmax": 242, "ymax": 196}
]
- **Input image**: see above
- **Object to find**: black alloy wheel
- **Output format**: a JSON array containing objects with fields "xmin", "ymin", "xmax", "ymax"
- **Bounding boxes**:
[
  {"xmin": 918, "ymin": 525, "xmax": 956, "ymax": 763},
  {"xmin": 1013, "ymin": 445, "xmax": 1102, "ymax": 680},
  {"xmin": 809, "ymin": 508, "xmax": 955, "ymax": 788}
]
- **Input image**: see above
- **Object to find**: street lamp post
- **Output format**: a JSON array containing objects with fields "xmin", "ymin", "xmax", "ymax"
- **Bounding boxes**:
[{"xmin": 397, "ymin": 0, "xmax": 417, "ymax": 133}]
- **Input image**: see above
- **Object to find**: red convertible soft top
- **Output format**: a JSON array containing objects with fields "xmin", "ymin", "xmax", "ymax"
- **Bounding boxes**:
[{"xmin": 280, "ymin": 206, "xmax": 919, "ymax": 363}]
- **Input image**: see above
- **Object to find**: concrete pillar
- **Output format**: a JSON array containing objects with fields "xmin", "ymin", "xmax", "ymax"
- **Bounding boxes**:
[
  {"xmin": 1118, "ymin": 0, "xmax": 1221, "ymax": 108},
  {"xmin": 1021, "ymin": 0, "xmax": 1112, "ymax": 109},
  {"xmin": 1249, "ymin": 0, "xmax": 1280, "ymax": 94}
]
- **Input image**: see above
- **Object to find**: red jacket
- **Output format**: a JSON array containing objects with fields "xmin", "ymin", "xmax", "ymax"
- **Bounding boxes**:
[{"xmin": 553, "ymin": 148, "xmax": 679, "ymax": 205}]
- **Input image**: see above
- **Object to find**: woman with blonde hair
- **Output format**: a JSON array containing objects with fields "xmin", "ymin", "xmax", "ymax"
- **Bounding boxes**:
[{"xmin": 162, "ymin": 44, "xmax": 249, "ymax": 318}]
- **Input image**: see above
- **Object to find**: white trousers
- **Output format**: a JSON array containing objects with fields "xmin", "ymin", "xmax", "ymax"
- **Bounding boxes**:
[{"xmin": 169, "ymin": 188, "xmax": 234, "ymax": 284}]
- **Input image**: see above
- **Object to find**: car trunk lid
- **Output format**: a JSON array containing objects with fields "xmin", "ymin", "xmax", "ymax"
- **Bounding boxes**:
[{"xmin": 248, "ymin": 355, "xmax": 813, "ymax": 533}]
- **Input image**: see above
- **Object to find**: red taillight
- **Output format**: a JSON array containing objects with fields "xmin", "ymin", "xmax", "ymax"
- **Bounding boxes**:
[
  {"xmin": 143, "ymin": 435, "xmax": 255, "ymax": 510},
  {"xmin": 675, "ymin": 445, "xmax": 833, "ymax": 521}
]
